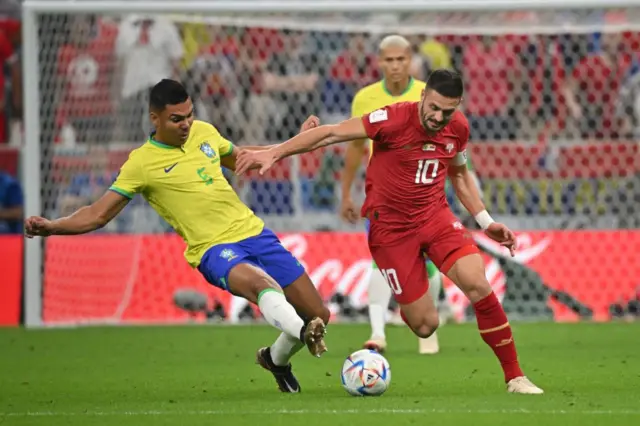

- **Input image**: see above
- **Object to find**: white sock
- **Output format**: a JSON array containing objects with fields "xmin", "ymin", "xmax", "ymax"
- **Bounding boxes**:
[
  {"xmin": 270, "ymin": 332, "xmax": 305, "ymax": 366},
  {"xmin": 258, "ymin": 289, "xmax": 305, "ymax": 341},
  {"xmin": 368, "ymin": 268, "xmax": 392, "ymax": 340},
  {"xmin": 428, "ymin": 269, "xmax": 442, "ymax": 309}
]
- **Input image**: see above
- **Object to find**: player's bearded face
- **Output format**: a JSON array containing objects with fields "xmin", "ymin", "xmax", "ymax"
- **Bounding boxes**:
[
  {"xmin": 419, "ymin": 89, "xmax": 461, "ymax": 132},
  {"xmin": 153, "ymin": 99, "xmax": 195, "ymax": 144}
]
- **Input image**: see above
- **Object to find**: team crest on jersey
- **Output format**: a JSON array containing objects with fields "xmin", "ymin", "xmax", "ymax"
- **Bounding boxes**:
[
  {"xmin": 200, "ymin": 142, "xmax": 216, "ymax": 158},
  {"xmin": 445, "ymin": 143, "xmax": 455, "ymax": 153},
  {"xmin": 422, "ymin": 144, "xmax": 436, "ymax": 151},
  {"xmin": 220, "ymin": 248, "xmax": 237, "ymax": 261},
  {"xmin": 452, "ymin": 221, "xmax": 464, "ymax": 230}
]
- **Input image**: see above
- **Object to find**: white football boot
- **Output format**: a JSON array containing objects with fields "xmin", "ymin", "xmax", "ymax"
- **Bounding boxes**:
[
  {"xmin": 507, "ymin": 376, "xmax": 544, "ymax": 394},
  {"xmin": 363, "ymin": 337, "xmax": 387, "ymax": 354},
  {"xmin": 418, "ymin": 332, "xmax": 440, "ymax": 354}
]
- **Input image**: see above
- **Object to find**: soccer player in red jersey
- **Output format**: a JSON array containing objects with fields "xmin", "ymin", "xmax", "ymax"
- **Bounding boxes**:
[{"xmin": 236, "ymin": 69, "xmax": 543, "ymax": 394}]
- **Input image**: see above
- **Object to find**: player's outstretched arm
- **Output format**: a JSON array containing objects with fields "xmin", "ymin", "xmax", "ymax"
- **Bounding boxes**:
[
  {"xmin": 235, "ymin": 117, "xmax": 367, "ymax": 175},
  {"xmin": 221, "ymin": 145, "xmax": 272, "ymax": 171},
  {"xmin": 448, "ymin": 164, "xmax": 517, "ymax": 256},
  {"xmin": 24, "ymin": 191, "xmax": 130, "ymax": 238},
  {"xmin": 221, "ymin": 116, "xmax": 320, "ymax": 171},
  {"xmin": 448, "ymin": 164, "xmax": 486, "ymax": 218},
  {"xmin": 340, "ymin": 139, "xmax": 366, "ymax": 224}
]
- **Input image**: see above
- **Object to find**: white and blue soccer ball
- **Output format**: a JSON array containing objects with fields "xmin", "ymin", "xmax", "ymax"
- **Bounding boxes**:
[{"xmin": 341, "ymin": 349, "xmax": 391, "ymax": 396}]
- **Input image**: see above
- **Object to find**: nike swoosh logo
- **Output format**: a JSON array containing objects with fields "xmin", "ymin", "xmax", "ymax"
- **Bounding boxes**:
[
  {"xmin": 284, "ymin": 380, "xmax": 299, "ymax": 393},
  {"xmin": 164, "ymin": 163, "xmax": 178, "ymax": 173}
]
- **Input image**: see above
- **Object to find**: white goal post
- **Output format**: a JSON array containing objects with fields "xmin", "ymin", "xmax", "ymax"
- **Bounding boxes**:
[{"xmin": 21, "ymin": 0, "xmax": 640, "ymax": 327}]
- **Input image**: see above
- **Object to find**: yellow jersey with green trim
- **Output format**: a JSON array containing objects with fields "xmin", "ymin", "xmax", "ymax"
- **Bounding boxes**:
[
  {"xmin": 351, "ymin": 78, "xmax": 426, "ymax": 158},
  {"xmin": 109, "ymin": 120, "xmax": 264, "ymax": 267}
]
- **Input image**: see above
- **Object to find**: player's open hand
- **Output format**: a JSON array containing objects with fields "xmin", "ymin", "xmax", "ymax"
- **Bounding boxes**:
[
  {"xmin": 300, "ymin": 115, "xmax": 320, "ymax": 133},
  {"xmin": 24, "ymin": 216, "xmax": 54, "ymax": 238},
  {"xmin": 340, "ymin": 197, "xmax": 360, "ymax": 224},
  {"xmin": 235, "ymin": 149, "xmax": 278, "ymax": 176},
  {"xmin": 484, "ymin": 222, "xmax": 517, "ymax": 257}
]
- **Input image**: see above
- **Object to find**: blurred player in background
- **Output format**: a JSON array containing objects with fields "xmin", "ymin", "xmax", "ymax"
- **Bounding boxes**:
[
  {"xmin": 237, "ymin": 70, "xmax": 543, "ymax": 394},
  {"xmin": 25, "ymin": 79, "xmax": 328, "ymax": 394},
  {"xmin": 341, "ymin": 35, "xmax": 480, "ymax": 355}
]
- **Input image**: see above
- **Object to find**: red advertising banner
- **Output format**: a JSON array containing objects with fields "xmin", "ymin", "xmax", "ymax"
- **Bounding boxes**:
[
  {"xmin": 0, "ymin": 236, "xmax": 22, "ymax": 326},
  {"xmin": 42, "ymin": 231, "xmax": 640, "ymax": 325}
]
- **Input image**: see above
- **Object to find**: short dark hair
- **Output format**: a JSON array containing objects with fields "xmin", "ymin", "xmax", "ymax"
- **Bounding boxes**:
[
  {"xmin": 426, "ymin": 69, "xmax": 464, "ymax": 98},
  {"xmin": 149, "ymin": 79, "xmax": 189, "ymax": 112}
]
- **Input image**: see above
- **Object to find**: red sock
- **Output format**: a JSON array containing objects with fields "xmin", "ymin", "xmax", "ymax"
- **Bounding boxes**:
[{"xmin": 473, "ymin": 292, "xmax": 523, "ymax": 382}]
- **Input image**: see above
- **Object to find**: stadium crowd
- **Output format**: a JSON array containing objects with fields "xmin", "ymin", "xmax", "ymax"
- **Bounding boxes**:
[{"xmin": 1, "ymin": 9, "xmax": 640, "ymax": 236}]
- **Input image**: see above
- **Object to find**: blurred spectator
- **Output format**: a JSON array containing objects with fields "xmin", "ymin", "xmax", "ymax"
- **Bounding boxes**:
[
  {"xmin": 57, "ymin": 146, "xmax": 118, "ymax": 230},
  {"xmin": 527, "ymin": 35, "xmax": 568, "ymax": 139},
  {"xmin": 0, "ymin": 170, "xmax": 22, "ymax": 234},
  {"xmin": 413, "ymin": 38, "xmax": 453, "ymax": 80},
  {"xmin": 181, "ymin": 22, "xmax": 209, "ymax": 71},
  {"xmin": 5, "ymin": 22, "xmax": 21, "ymax": 146},
  {"xmin": 185, "ymin": 26, "xmax": 243, "ymax": 141},
  {"xmin": 115, "ymin": 15, "xmax": 184, "ymax": 142},
  {"xmin": 261, "ymin": 30, "xmax": 321, "ymax": 141},
  {"xmin": 237, "ymin": 27, "xmax": 285, "ymax": 144},
  {"xmin": 56, "ymin": 16, "xmax": 117, "ymax": 145},
  {"xmin": 463, "ymin": 35, "xmax": 523, "ymax": 141},
  {"xmin": 0, "ymin": 16, "xmax": 17, "ymax": 144},
  {"xmin": 324, "ymin": 33, "xmax": 379, "ymax": 116},
  {"xmin": 619, "ymin": 70, "xmax": 640, "ymax": 139},
  {"xmin": 563, "ymin": 15, "xmax": 637, "ymax": 140}
]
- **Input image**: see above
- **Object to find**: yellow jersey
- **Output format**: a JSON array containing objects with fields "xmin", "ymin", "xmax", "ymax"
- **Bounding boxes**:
[
  {"xmin": 110, "ymin": 120, "xmax": 264, "ymax": 267},
  {"xmin": 351, "ymin": 78, "xmax": 426, "ymax": 157}
]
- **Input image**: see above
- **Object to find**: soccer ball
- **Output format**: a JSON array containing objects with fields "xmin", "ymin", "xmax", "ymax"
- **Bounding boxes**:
[{"xmin": 341, "ymin": 349, "xmax": 391, "ymax": 396}]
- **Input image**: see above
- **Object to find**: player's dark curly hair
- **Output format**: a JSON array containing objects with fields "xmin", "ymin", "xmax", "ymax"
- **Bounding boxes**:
[
  {"xmin": 426, "ymin": 69, "xmax": 464, "ymax": 98},
  {"xmin": 149, "ymin": 79, "xmax": 190, "ymax": 112}
]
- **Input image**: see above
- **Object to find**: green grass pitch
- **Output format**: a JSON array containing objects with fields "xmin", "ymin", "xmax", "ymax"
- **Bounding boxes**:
[{"xmin": 1, "ymin": 322, "xmax": 639, "ymax": 426}]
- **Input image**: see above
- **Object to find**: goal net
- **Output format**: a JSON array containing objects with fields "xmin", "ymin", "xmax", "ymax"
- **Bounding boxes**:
[{"xmin": 23, "ymin": 1, "xmax": 640, "ymax": 326}]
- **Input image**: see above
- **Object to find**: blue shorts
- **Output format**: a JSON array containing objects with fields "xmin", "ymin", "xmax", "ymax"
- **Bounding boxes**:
[{"xmin": 198, "ymin": 228, "xmax": 305, "ymax": 291}]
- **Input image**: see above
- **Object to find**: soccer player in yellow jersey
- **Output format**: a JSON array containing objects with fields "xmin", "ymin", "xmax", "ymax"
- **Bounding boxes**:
[
  {"xmin": 341, "ymin": 35, "xmax": 442, "ymax": 356},
  {"xmin": 25, "ymin": 79, "xmax": 328, "ymax": 394}
]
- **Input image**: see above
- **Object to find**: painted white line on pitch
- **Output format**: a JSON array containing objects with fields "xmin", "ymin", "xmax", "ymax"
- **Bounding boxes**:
[{"xmin": 2, "ymin": 408, "xmax": 640, "ymax": 417}]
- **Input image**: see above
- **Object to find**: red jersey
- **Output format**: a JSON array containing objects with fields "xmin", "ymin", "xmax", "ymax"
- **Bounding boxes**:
[
  {"xmin": 330, "ymin": 51, "xmax": 379, "ymax": 85},
  {"xmin": 462, "ymin": 40, "xmax": 521, "ymax": 116},
  {"xmin": 56, "ymin": 22, "xmax": 117, "ymax": 121},
  {"xmin": 571, "ymin": 53, "xmax": 632, "ymax": 136},
  {"xmin": 361, "ymin": 102, "xmax": 469, "ymax": 236}
]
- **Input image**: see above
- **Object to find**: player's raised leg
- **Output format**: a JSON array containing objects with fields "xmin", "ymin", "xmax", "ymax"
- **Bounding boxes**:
[
  {"xmin": 419, "ymin": 260, "xmax": 441, "ymax": 354},
  {"xmin": 444, "ymin": 252, "xmax": 543, "ymax": 394},
  {"xmin": 256, "ymin": 271, "xmax": 329, "ymax": 394},
  {"xmin": 282, "ymin": 273, "xmax": 330, "ymax": 356},
  {"xmin": 226, "ymin": 262, "xmax": 325, "ymax": 353},
  {"xmin": 198, "ymin": 240, "xmax": 326, "ymax": 355},
  {"xmin": 370, "ymin": 236, "xmax": 440, "ymax": 340},
  {"xmin": 237, "ymin": 228, "xmax": 329, "ymax": 392},
  {"xmin": 363, "ymin": 262, "xmax": 392, "ymax": 353}
]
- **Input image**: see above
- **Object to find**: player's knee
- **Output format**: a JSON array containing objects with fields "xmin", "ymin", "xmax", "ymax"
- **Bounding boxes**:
[
  {"xmin": 228, "ymin": 263, "xmax": 281, "ymax": 303},
  {"xmin": 412, "ymin": 312, "xmax": 440, "ymax": 339},
  {"xmin": 405, "ymin": 310, "xmax": 439, "ymax": 338},
  {"xmin": 250, "ymin": 276, "xmax": 281, "ymax": 302},
  {"xmin": 464, "ymin": 278, "xmax": 493, "ymax": 304}
]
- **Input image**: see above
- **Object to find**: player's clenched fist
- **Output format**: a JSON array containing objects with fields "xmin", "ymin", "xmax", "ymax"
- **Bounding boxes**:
[
  {"xmin": 484, "ymin": 222, "xmax": 517, "ymax": 257},
  {"xmin": 300, "ymin": 115, "xmax": 320, "ymax": 132},
  {"xmin": 24, "ymin": 216, "xmax": 54, "ymax": 238},
  {"xmin": 235, "ymin": 149, "xmax": 278, "ymax": 176},
  {"xmin": 340, "ymin": 198, "xmax": 360, "ymax": 224}
]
